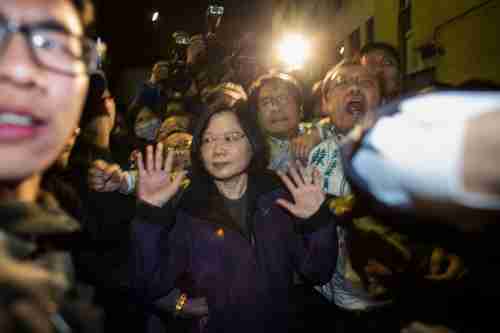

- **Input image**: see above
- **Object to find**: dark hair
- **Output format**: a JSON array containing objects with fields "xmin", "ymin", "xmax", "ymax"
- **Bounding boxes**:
[
  {"xmin": 190, "ymin": 101, "xmax": 269, "ymax": 181},
  {"xmin": 360, "ymin": 42, "xmax": 401, "ymax": 67},
  {"xmin": 79, "ymin": 71, "xmax": 108, "ymax": 129},
  {"xmin": 71, "ymin": 0, "xmax": 94, "ymax": 29},
  {"xmin": 203, "ymin": 82, "xmax": 248, "ymax": 105},
  {"xmin": 248, "ymin": 72, "xmax": 304, "ymax": 109}
]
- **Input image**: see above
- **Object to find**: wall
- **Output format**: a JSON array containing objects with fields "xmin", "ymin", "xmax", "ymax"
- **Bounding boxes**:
[
  {"xmin": 271, "ymin": 0, "xmax": 500, "ymax": 86},
  {"xmin": 410, "ymin": 0, "xmax": 500, "ymax": 84}
]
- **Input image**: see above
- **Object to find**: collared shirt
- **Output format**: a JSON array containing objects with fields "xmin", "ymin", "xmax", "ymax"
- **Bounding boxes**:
[
  {"xmin": 267, "ymin": 123, "xmax": 314, "ymax": 172},
  {"xmin": 309, "ymin": 124, "xmax": 388, "ymax": 310}
]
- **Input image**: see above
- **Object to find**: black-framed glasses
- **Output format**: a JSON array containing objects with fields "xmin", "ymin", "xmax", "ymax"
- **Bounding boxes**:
[
  {"xmin": 259, "ymin": 94, "xmax": 292, "ymax": 109},
  {"xmin": 328, "ymin": 75, "xmax": 377, "ymax": 92},
  {"xmin": 0, "ymin": 15, "xmax": 98, "ymax": 75},
  {"xmin": 201, "ymin": 132, "xmax": 246, "ymax": 146}
]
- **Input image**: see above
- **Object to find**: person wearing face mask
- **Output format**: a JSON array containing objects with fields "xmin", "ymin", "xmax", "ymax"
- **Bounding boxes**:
[
  {"xmin": 133, "ymin": 106, "xmax": 162, "ymax": 142},
  {"xmin": 124, "ymin": 105, "xmax": 163, "ymax": 170}
]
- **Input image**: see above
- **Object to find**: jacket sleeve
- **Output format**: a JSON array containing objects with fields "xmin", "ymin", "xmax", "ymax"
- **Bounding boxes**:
[
  {"xmin": 289, "ymin": 201, "xmax": 338, "ymax": 285},
  {"xmin": 130, "ymin": 199, "xmax": 190, "ymax": 307}
]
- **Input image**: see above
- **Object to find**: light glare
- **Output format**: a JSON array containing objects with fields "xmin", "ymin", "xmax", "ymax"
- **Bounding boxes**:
[
  {"xmin": 152, "ymin": 12, "xmax": 159, "ymax": 22},
  {"xmin": 277, "ymin": 34, "xmax": 310, "ymax": 70}
]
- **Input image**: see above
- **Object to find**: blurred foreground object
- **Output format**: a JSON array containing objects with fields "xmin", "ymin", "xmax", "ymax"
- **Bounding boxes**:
[
  {"xmin": 402, "ymin": 322, "xmax": 456, "ymax": 333},
  {"xmin": 341, "ymin": 91, "xmax": 500, "ymax": 231}
]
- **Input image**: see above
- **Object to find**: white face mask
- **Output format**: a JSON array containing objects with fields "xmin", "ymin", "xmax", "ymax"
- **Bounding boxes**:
[{"xmin": 135, "ymin": 119, "xmax": 160, "ymax": 141}]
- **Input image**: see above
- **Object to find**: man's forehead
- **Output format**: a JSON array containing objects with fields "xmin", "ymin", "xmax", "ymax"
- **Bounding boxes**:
[
  {"xmin": 0, "ymin": 0, "xmax": 82, "ymax": 35},
  {"xmin": 259, "ymin": 80, "xmax": 291, "ymax": 97},
  {"xmin": 334, "ymin": 65, "xmax": 376, "ymax": 78},
  {"xmin": 363, "ymin": 49, "xmax": 396, "ymax": 61}
]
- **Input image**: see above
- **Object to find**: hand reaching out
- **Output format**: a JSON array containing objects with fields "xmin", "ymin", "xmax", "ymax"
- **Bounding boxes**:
[
  {"xmin": 88, "ymin": 160, "xmax": 127, "ymax": 193},
  {"xmin": 290, "ymin": 130, "xmax": 321, "ymax": 162},
  {"xmin": 136, "ymin": 143, "xmax": 187, "ymax": 207},
  {"xmin": 276, "ymin": 161, "xmax": 326, "ymax": 219}
]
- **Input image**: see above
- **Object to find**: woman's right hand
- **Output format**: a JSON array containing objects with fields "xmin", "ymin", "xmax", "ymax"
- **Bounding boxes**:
[{"xmin": 136, "ymin": 143, "xmax": 187, "ymax": 207}]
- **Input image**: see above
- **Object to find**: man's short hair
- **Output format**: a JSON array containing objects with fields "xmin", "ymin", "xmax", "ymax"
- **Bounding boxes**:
[
  {"xmin": 360, "ymin": 42, "xmax": 400, "ymax": 68},
  {"xmin": 248, "ymin": 72, "xmax": 304, "ymax": 107},
  {"xmin": 321, "ymin": 57, "xmax": 364, "ymax": 97},
  {"xmin": 202, "ymin": 82, "xmax": 248, "ymax": 105}
]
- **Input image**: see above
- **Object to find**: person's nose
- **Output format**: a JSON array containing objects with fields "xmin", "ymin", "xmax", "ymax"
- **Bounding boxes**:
[
  {"xmin": 213, "ymin": 138, "xmax": 228, "ymax": 155},
  {"xmin": 347, "ymin": 80, "xmax": 362, "ymax": 94},
  {"xmin": 268, "ymin": 99, "xmax": 281, "ymax": 113}
]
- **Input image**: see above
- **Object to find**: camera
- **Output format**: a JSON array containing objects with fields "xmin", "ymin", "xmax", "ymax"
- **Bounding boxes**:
[
  {"xmin": 173, "ymin": 31, "xmax": 191, "ymax": 46},
  {"xmin": 206, "ymin": 2, "xmax": 224, "ymax": 35},
  {"xmin": 207, "ymin": 5, "xmax": 224, "ymax": 16}
]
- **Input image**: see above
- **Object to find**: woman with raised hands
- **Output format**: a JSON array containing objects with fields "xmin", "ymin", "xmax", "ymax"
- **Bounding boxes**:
[{"xmin": 130, "ymin": 102, "xmax": 338, "ymax": 333}]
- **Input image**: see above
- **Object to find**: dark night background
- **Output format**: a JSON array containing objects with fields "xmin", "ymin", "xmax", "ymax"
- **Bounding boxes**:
[{"xmin": 93, "ymin": 0, "xmax": 271, "ymax": 95}]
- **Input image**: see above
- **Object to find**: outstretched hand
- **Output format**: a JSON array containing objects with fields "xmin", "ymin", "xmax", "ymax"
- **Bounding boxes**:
[
  {"xmin": 136, "ymin": 143, "xmax": 187, "ymax": 207},
  {"xmin": 290, "ymin": 130, "xmax": 321, "ymax": 162},
  {"xmin": 276, "ymin": 161, "xmax": 326, "ymax": 219},
  {"xmin": 88, "ymin": 160, "xmax": 127, "ymax": 193}
]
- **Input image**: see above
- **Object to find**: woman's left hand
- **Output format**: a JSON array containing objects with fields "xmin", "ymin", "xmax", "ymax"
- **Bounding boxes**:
[{"xmin": 276, "ymin": 161, "xmax": 326, "ymax": 219}]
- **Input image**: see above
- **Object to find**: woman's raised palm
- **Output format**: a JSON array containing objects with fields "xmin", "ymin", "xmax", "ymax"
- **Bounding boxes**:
[{"xmin": 136, "ymin": 143, "xmax": 187, "ymax": 207}]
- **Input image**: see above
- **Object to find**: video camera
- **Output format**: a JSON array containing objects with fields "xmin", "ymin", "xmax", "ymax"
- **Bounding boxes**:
[
  {"xmin": 162, "ymin": 1, "xmax": 225, "ymax": 94},
  {"xmin": 206, "ymin": 3, "xmax": 224, "ymax": 35}
]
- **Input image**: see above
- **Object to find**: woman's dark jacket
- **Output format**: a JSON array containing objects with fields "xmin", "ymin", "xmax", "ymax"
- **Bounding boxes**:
[{"xmin": 131, "ymin": 171, "xmax": 338, "ymax": 333}]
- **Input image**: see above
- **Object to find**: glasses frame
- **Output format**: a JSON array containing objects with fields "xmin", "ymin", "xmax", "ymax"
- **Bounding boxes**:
[
  {"xmin": 327, "ymin": 74, "xmax": 378, "ymax": 94},
  {"xmin": 201, "ymin": 132, "xmax": 246, "ymax": 147},
  {"xmin": 0, "ymin": 16, "xmax": 98, "ymax": 76}
]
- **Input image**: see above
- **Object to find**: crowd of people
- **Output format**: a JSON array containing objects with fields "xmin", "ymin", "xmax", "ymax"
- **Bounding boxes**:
[{"xmin": 1, "ymin": 1, "xmax": 500, "ymax": 333}]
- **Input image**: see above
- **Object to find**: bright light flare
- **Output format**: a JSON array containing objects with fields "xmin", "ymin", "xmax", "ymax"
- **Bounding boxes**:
[
  {"xmin": 152, "ymin": 12, "xmax": 160, "ymax": 22},
  {"xmin": 277, "ymin": 34, "xmax": 310, "ymax": 70}
]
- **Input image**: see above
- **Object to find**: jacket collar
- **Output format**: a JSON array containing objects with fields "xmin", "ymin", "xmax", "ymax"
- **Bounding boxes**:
[{"xmin": 179, "ymin": 170, "xmax": 282, "ymax": 233}]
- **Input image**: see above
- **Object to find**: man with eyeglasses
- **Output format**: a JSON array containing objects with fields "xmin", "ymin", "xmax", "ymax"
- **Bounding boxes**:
[
  {"xmin": 248, "ymin": 72, "xmax": 321, "ymax": 172},
  {"xmin": 0, "ymin": 0, "xmax": 96, "ymax": 181},
  {"xmin": 310, "ymin": 59, "xmax": 467, "ymax": 332},
  {"xmin": 0, "ymin": 0, "xmax": 97, "ymax": 332}
]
